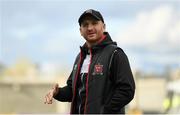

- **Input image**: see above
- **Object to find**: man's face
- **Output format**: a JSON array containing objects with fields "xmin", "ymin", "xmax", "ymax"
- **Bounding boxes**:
[{"xmin": 80, "ymin": 15, "xmax": 105, "ymax": 44}]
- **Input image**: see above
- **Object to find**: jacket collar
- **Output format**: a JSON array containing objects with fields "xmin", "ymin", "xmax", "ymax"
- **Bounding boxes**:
[{"xmin": 80, "ymin": 32, "xmax": 117, "ymax": 55}]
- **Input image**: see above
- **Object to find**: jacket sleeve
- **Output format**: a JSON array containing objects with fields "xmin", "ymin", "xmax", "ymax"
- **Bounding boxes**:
[
  {"xmin": 53, "ymin": 53, "xmax": 80, "ymax": 102},
  {"xmin": 53, "ymin": 71, "xmax": 73, "ymax": 102},
  {"xmin": 103, "ymin": 48, "xmax": 135, "ymax": 113}
]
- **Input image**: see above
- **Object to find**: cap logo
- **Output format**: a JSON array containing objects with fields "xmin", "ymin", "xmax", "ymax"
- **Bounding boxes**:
[{"xmin": 85, "ymin": 9, "xmax": 92, "ymax": 14}]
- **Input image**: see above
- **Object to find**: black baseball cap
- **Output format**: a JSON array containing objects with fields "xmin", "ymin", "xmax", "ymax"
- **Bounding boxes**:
[{"xmin": 78, "ymin": 9, "xmax": 104, "ymax": 26}]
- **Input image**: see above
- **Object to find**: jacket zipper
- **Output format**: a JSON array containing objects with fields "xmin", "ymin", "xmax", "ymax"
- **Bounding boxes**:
[
  {"xmin": 70, "ymin": 51, "xmax": 82, "ymax": 114},
  {"xmin": 84, "ymin": 49, "xmax": 92, "ymax": 113}
]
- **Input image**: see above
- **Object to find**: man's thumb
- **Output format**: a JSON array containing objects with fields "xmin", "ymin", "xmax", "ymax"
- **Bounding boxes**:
[{"xmin": 53, "ymin": 83, "xmax": 59, "ymax": 90}]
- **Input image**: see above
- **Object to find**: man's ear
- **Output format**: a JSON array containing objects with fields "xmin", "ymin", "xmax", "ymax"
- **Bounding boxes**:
[
  {"xmin": 103, "ymin": 23, "xmax": 106, "ymax": 31},
  {"xmin": 79, "ymin": 27, "xmax": 83, "ymax": 36},
  {"xmin": 104, "ymin": 23, "xmax": 106, "ymax": 29}
]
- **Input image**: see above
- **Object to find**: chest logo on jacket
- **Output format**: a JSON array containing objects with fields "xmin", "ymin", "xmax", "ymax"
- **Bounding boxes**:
[{"xmin": 92, "ymin": 63, "xmax": 103, "ymax": 75}]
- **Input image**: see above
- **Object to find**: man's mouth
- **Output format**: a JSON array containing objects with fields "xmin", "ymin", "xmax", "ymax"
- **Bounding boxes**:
[{"xmin": 88, "ymin": 33, "xmax": 96, "ymax": 37}]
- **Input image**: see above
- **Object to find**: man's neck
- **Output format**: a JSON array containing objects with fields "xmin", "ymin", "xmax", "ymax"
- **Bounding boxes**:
[{"xmin": 86, "ymin": 34, "xmax": 106, "ymax": 48}]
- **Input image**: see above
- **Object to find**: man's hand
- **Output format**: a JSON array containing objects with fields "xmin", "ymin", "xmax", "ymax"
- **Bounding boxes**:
[{"xmin": 44, "ymin": 83, "xmax": 59, "ymax": 104}]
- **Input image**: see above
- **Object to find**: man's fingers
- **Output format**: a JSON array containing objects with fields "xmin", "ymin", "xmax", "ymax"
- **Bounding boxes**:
[
  {"xmin": 44, "ymin": 92, "xmax": 53, "ymax": 104},
  {"xmin": 49, "ymin": 89, "xmax": 54, "ymax": 98},
  {"xmin": 44, "ymin": 84, "xmax": 59, "ymax": 104},
  {"xmin": 49, "ymin": 99, "xmax": 53, "ymax": 104},
  {"xmin": 44, "ymin": 95, "xmax": 48, "ymax": 104},
  {"xmin": 48, "ymin": 92, "xmax": 53, "ymax": 101},
  {"xmin": 45, "ymin": 94, "xmax": 50, "ymax": 104}
]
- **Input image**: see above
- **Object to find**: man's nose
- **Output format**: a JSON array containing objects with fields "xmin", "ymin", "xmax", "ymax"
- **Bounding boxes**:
[{"xmin": 87, "ymin": 24, "xmax": 93, "ymax": 30}]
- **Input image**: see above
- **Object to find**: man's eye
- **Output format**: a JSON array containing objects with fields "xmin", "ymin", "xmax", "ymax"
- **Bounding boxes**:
[
  {"xmin": 92, "ymin": 21, "xmax": 98, "ymax": 25},
  {"xmin": 82, "ymin": 23, "xmax": 88, "ymax": 27}
]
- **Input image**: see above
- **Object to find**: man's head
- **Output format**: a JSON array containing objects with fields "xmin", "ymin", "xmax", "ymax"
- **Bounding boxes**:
[
  {"xmin": 78, "ymin": 9, "xmax": 104, "ymax": 26},
  {"xmin": 78, "ymin": 9, "xmax": 106, "ymax": 47}
]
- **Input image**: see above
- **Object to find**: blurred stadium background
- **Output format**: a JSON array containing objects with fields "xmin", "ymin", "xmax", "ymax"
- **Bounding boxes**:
[{"xmin": 0, "ymin": 0, "xmax": 180, "ymax": 114}]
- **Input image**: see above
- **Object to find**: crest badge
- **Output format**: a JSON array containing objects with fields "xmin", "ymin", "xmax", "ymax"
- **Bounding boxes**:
[{"xmin": 93, "ymin": 63, "xmax": 103, "ymax": 75}]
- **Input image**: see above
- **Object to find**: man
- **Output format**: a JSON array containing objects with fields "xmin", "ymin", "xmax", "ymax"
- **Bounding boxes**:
[{"xmin": 44, "ymin": 9, "xmax": 135, "ymax": 114}]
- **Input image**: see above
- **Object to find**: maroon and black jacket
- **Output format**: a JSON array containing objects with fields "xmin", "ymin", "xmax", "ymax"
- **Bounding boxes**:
[{"xmin": 54, "ymin": 32, "xmax": 135, "ymax": 114}]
